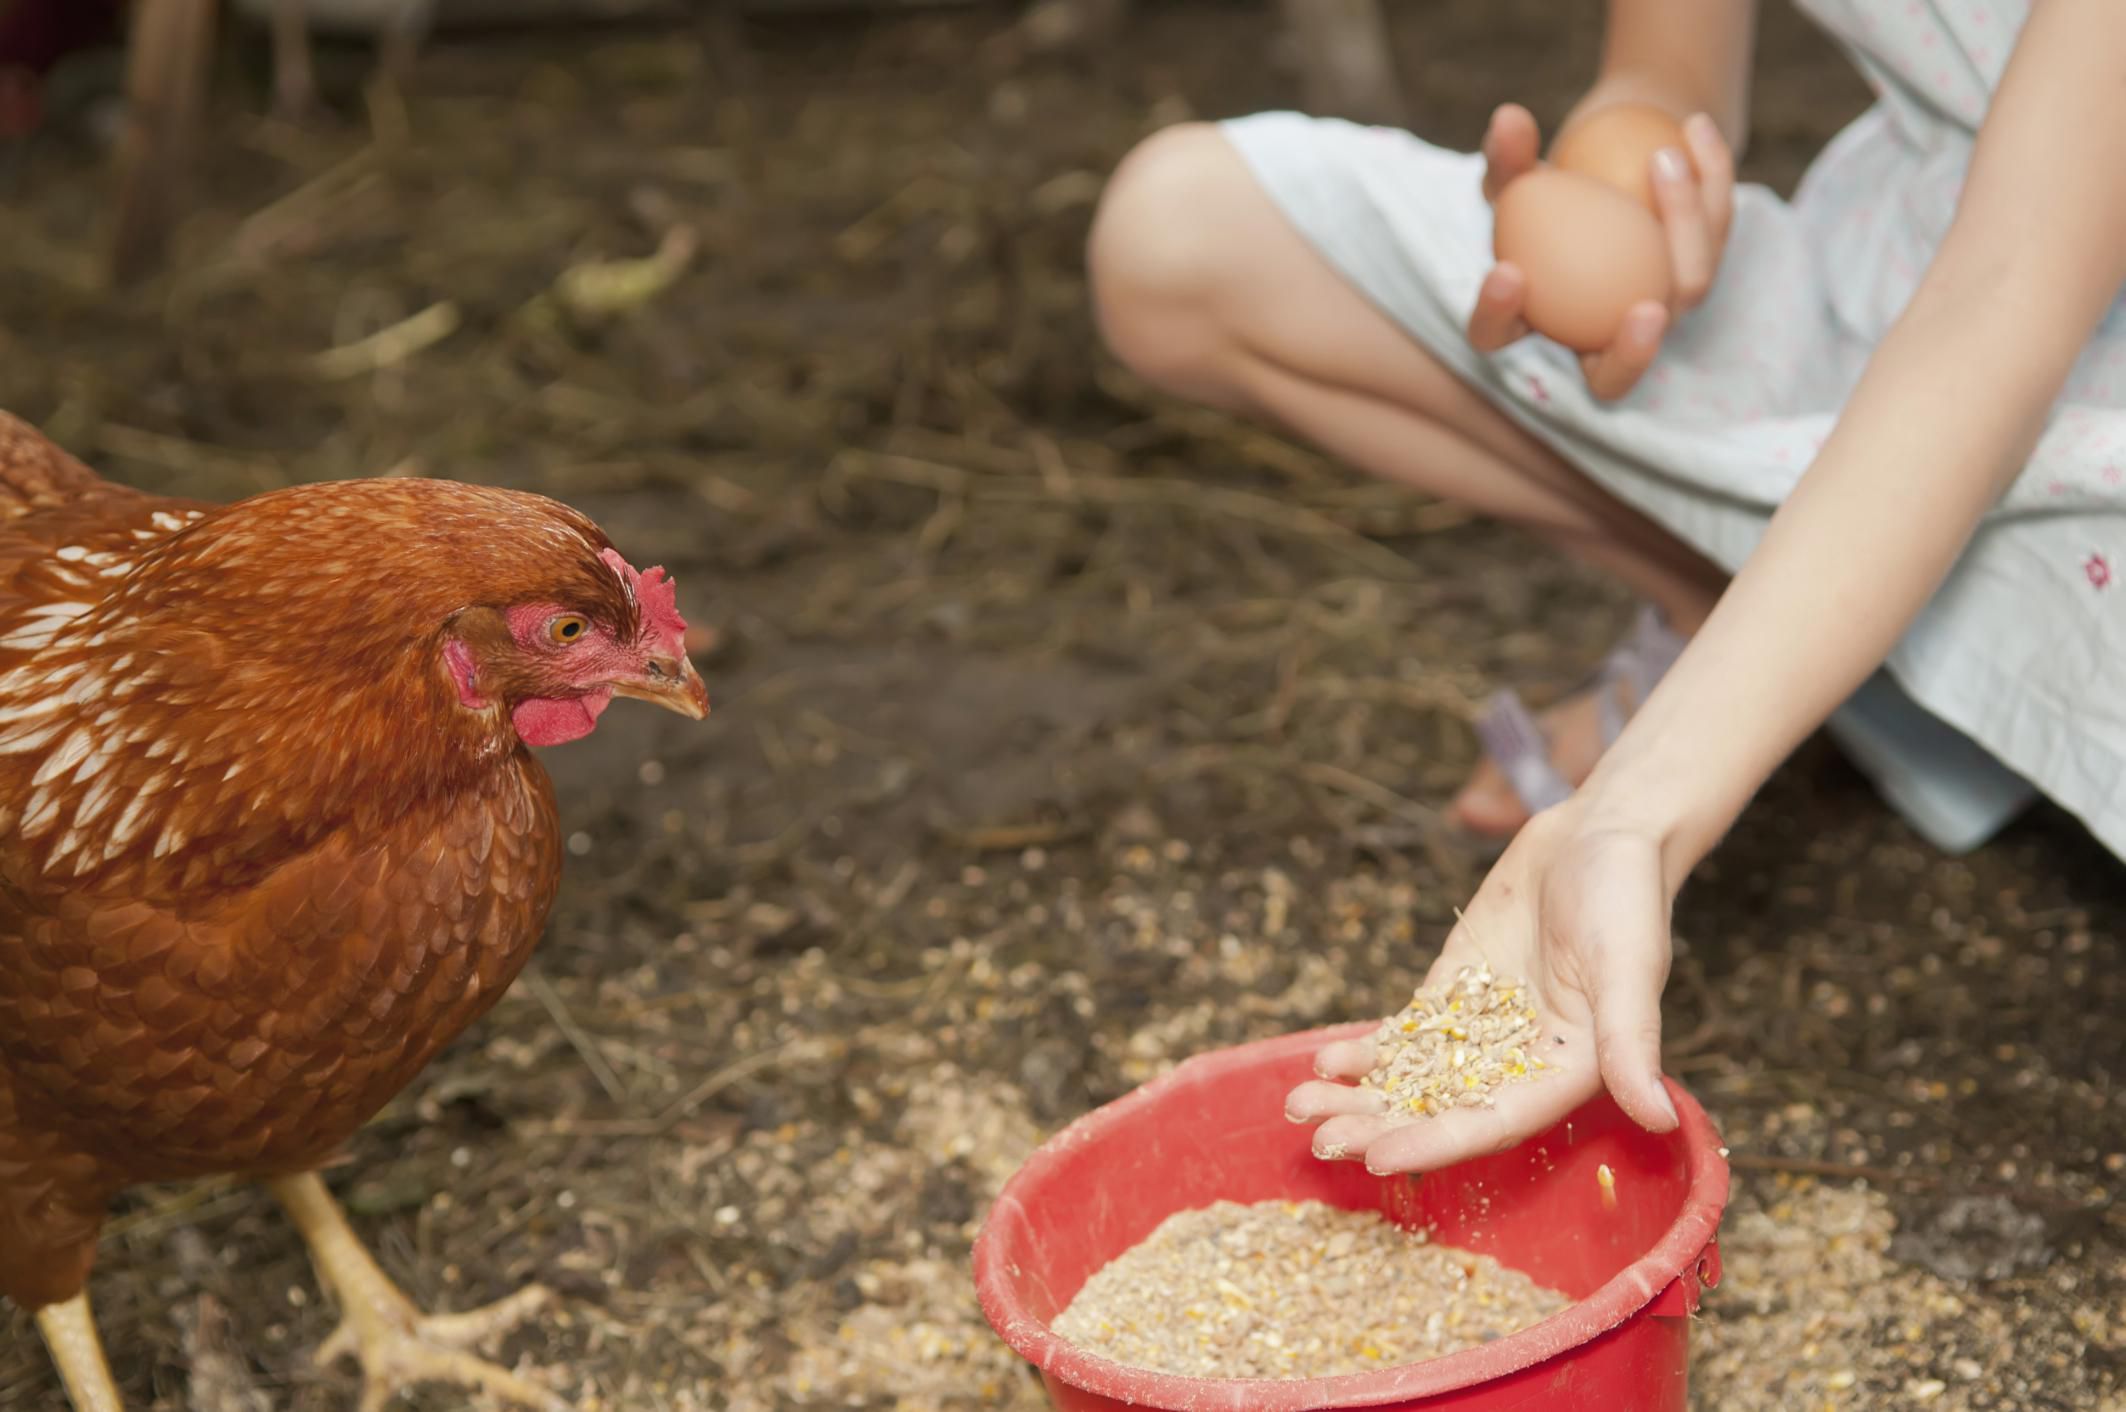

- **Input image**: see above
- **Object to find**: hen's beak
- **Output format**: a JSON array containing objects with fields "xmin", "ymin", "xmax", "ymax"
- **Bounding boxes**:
[{"xmin": 613, "ymin": 653, "xmax": 710, "ymax": 720}]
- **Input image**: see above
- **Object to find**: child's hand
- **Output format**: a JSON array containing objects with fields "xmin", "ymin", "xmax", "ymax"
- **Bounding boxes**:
[
  {"xmin": 1470, "ymin": 102, "xmax": 1737, "ymax": 400},
  {"xmin": 1283, "ymin": 796, "xmax": 1681, "ymax": 1174}
]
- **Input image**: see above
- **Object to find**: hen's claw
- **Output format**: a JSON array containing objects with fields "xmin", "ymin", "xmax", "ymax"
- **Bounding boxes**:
[
  {"xmin": 315, "ymin": 1283, "xmax": 566, "ymax": 1412},
  {"xmin": 267, "ymin": 1171, "xmax": 568, "ymax": 1412}
]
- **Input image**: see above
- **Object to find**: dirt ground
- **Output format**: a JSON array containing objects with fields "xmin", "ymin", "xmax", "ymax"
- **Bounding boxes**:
[{"xmin": 1, "ymin": 3, "xmax": 2121, "ymax": 1409}]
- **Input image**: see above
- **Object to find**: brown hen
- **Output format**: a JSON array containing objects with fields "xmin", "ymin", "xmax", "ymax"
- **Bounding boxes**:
[{"xmin": 0, "ymin": 412, "xmax": 709, "ymax": 1411}]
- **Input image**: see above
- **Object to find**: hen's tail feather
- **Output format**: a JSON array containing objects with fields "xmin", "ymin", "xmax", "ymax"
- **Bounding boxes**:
[{"xmin": 0, "ymin": 412, "xmax": 107, "ymax": 522}]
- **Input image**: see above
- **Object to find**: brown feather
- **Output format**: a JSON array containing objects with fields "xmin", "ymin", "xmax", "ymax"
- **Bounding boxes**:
[
  {"xmin": 0, "ymin": 411, "xmax": 651, "ymax": 1311},
  {"xmin": 0, "ymin": 413, "xmax": 128, "ymax": 524}
]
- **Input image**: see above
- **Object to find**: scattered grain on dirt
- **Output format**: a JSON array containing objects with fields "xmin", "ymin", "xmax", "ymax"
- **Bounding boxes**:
[
  {"xmin": 1361, "ymin": 964, "xmax": 1548, "ymax": 1119},
  {"xmin": 1051, "ymin": 1199, "xmax": 1570, "ymax": 1380},
  {"xmin": 1694, "ymin": 1176, "xmax": 2115, "ymax": 1412}
]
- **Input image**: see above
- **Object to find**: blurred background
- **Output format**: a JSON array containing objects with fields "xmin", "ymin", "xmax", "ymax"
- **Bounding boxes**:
[{"xmin": 0, "ymin": 3, "xmax": 2118, "ymax": 1409}]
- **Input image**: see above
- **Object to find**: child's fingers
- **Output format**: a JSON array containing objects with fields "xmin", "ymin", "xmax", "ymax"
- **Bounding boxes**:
[
  {"xmin": 1310, "ymin": 1037, "xmax": 1378, "ymax": 1080},
  {"xmin": 1578, "ymin": 301, "xmax": 1667, "ymax": 400},
  {"xmin": 1651, "ymin": 148, "xmax": 1719, "ymax": 310},
  {"xmin": 1285, "ymin": 1078, "xmax": 1387, "ymax": 1123},
  {"xmin": 1683, "ymin": 112, "xmax": 1736, "ymax": 248},
  {"xmin": 1359, "ymin": 1069, "xmax": 1593, "ymax": 1175},
  {"xmin": 1310, "ymin": 1113, "xmax": 1396, "ymax": 1162},
  {"xmin": 1586, "ymin": 953, "xmax": 1681, "ymax": 1134},
  {"xmin": 1467, "ymin": 264, "xmax": 1531, "ymax": 352},
  {"xmin": 1480, "ymin": 103, "xmax": 1541, "ymax": 203}
]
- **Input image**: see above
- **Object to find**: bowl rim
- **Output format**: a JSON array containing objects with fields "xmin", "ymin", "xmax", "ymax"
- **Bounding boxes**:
[{"xmin": 972, "ymin": 1020, "xmax": 1731, "ymax": 1411}]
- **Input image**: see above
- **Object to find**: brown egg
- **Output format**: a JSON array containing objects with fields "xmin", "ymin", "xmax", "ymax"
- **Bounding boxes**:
[
  {"xmin": 1491, "ymin": 168, "xmax": 1672, "ymax": 353},
  {"xmin": 1548, "ymin": 102, "xmax": 1689, "ymax": 211}
]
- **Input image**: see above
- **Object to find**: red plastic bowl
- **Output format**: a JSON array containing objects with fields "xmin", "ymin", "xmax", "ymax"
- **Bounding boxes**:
[{"xmin": 974, "ymin": 1022, "xmax": 1729, "ymax": 1411}]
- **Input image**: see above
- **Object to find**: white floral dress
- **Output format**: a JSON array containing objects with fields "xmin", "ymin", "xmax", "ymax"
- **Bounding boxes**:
[{"xmin": 1220, "ymin": 0, "xmax": 2126, "ymax": 860}]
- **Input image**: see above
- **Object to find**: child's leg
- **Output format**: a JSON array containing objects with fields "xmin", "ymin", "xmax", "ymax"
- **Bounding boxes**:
[{"xmin": 1088, "ymin": 124, "xmax": 1729, "ymax": 831}]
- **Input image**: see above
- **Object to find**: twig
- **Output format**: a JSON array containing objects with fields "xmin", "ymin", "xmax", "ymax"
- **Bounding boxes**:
[
  {"xmin": 946, "ymin": 820, "xmax": 1086, "ymax": 851},
  {"xmin": 92, "ymin": 425, "xmax": 289, "ymax": 493},
  {"xmin": 833, "ymin": 174, "xmax": 960, "ymax": 264},
  {"xmin": 840, "ymin": 450, "xmax": 1419, "ymax": 581},
  {"xmin": 651, "ymin": 1036, "xmax": 843, "ymax": 1133},
  {"xmin": 1291, "ymin": 673, "xmax": 1489, "ymax": 719},
  {"xmin": 101, "ymin": 1177, "xmax": 247, "ymax": 1244},
  {"xmin": 1294, "ymin": 760, "xmax": 1442, "ymax": 830},
  {"xmin": 231, "ymin": 145, "xmax": 381, "ymax": 259},
  {"xmin": 1449, "ymin": 905, "xmax": 1499, "ymax": 973},
  {"xmin": 514, "ymin": 1035, "xmax": 846, "ymax": 1142},
  {"xmin": 551, "ymin": 225, "xmax": 701, "ymax": 321},
  {"xmin": 521, "ymin": 967, "xmax": 629, "ymax": 1106},
  {"xmin": 310, "ymin": 300, "xmax": 463, "ymax": 381},
  {"xmin": 1293, "ymin": 760, "xmax": 1462, "ymax": 879}
]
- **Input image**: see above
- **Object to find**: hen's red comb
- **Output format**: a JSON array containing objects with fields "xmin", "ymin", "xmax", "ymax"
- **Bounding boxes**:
[{"xmin": 601, "ymin": 547, "xmax": 689, "ymax": 653}]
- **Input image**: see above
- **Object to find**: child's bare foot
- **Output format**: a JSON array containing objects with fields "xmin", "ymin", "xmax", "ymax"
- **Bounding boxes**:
[
  {"xmin": 1449, "ymin": 605, "xmax": 1689, "ymax": 839},
  {"xmin": 1449, "ymin": 686, "xmax": 1613, "ymax": 836}
]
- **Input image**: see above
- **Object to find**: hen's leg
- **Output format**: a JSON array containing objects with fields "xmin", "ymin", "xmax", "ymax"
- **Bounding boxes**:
[
  {"xmin": 35, "ymin": 1292, "xmax": 123, "ymax": 1412},
  {"xmin": 265, "ymin": 1172, "xmax": 566, "ymax": 1412}
]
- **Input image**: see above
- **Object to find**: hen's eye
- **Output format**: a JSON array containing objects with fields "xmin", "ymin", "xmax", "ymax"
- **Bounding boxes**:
[{"xmin": 547, "ymin": 615, "xmax": 589, "ymax": 646}]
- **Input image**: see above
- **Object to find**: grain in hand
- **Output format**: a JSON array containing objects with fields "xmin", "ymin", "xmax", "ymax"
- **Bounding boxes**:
[{"xmin": 1361, "ymin": 964, "xmax": 1549, "ymax": 1120}]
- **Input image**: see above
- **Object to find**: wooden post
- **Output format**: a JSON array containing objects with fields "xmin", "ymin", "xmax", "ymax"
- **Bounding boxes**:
[
  {"xmin": 105, "ymin": 0, "xmax": 219, "ymax": 286},
  {"xmin": 270, "ymin": 0, "xmax": 316, "ymax": 121},
  {"xmin": 1278, "ymin": 0, "xmax": 1406, "ymax": 128}
]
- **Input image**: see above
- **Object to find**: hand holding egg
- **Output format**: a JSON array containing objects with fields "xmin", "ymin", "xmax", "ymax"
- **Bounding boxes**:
[
  {"xmin": 1473, "ymin": 102, "xmax": 1736, "ymax": 398},
  {"xmin": 1491, "ymin": 164, "xmax": 1675, "ymax": 354}
]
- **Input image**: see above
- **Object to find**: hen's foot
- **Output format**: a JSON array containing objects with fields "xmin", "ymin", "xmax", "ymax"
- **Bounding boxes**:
[
  {"xmin": 316, "ymin": 1283, "xmax": 563, "ymax": 1412},
  {"xmin": 267, "ymin": 1171, "xmax": 568, "ymax": 1412}
]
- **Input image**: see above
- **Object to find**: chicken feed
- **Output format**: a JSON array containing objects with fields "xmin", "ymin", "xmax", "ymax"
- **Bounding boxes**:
[
  {"xmin": 1360, "ymin": 964, "xmax": 1550, "ymax": 1120},
  {"xmin": 1050, "ymin": 1199, "xmax": 1571, "ymax": 1379}
]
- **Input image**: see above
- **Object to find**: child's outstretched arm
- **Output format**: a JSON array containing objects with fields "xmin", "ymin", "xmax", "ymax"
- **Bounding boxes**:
[
  {"xmin": 1600, "ymin": 0, "xmax": 2126, "ymax": 875},
  {"xmin": 1289, "ymin": 0, "xmax": 2126, "ymax": 1174}
]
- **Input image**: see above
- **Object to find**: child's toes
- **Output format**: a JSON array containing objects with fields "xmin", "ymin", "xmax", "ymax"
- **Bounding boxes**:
[{"xmin": 1448, "ymin": 761, "xmax": 1530, "ymax": 837}]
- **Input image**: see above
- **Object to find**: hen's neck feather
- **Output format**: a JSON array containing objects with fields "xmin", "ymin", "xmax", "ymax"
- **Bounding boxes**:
[{"xmin": 0, "ymin": 477, "xmax": 620, "ymax": 900}]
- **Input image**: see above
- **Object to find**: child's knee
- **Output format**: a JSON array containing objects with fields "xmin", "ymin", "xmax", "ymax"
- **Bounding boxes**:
[
  {"xmin": 1090, "ymin": 124, "xmax": 1233, "ymax": 301},
  {"xmin": 1088, "ymin": 123, "xmax": 1246, "ymax": 387}
]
